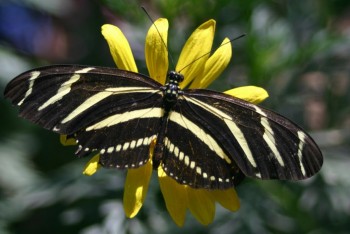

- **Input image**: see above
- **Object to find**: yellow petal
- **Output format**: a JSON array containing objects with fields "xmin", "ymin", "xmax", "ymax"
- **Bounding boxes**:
[
  {"xmin": 190, "ymin": 38, "xmax": 232, "ymax": 89},
  {"xmin": 101, "ymin": 24, "xmax": 138, "ymax": 72},
  {"xmin": 123, "ymin": 160, "xmax": 152, "ymax": 218},
  {"xmin": 224, "ymin": 86, "xmax": 269, "ymax": 104},
  {"xmin": 82, "ymin": 154, "xmax": 101, "ymax": 176},
  {"xmin": 60, "ymin": 135, "xmax": 76, "ymax": 146},
  {"xmin": 145, "ymin": 18, "xmax": 169, "ymax": 84},
  {"xmin": 187, "ymin": 188, "xmax": 215, "ymax": 225},
  {"xmin": 176, "ymin": 20, "xmax": 216, "ymax": 88},
  {"xmin": 209, "ymin": 188, "xmax": 240, "ymax": 211},
  {"xmin": 158, "ymin": 167, "xmax": 187, "ymax": 227}
]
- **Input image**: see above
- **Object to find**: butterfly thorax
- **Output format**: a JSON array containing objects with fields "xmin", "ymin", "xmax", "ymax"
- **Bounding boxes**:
[{"xmin": 162, "ymin": 71, "xmax": 184, "ymax": 112}]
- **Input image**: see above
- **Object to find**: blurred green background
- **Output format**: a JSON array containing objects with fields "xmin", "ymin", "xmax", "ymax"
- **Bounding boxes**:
[{"xmin": 1, "ymin": 0, "xmax": 349, "ymax": 233}]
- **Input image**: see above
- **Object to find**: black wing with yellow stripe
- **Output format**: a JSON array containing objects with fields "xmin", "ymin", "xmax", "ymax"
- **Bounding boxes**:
[
  {"xmin": 4, "ymin": 65, "xmax": 164, "ymax": 169},
  {"xmin": 4, "ymin": 65, "xmax": 323, "ymax": 189},
  {"xmin": 181, "ymin": 90, "xmax": 322, "ymax": 181}
]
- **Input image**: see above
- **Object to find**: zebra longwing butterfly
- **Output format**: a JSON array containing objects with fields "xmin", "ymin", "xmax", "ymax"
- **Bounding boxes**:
[{"xmin": 4, "ymin": 65, "xmax": 323, "ymax": 189}]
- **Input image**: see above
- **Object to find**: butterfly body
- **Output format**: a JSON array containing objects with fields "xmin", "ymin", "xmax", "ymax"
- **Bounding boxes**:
[{"xmin": 4, "ymin": 65, "xmax": 323, "ymax": 189}]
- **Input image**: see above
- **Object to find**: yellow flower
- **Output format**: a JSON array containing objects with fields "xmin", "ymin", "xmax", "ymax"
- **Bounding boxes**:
[{"xmin": 82, "ymin": 18, "xmax": 268, "ymax": 226}]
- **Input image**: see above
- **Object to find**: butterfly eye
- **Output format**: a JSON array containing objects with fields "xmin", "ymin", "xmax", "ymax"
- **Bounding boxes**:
[{"xmin": 177, "ymin": 73, "xmax": 184, "ymax": 82}]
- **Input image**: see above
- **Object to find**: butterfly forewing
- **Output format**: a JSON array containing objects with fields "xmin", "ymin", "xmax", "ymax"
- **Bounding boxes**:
[
  {"xmin": 4, "ymin": 65, "xmax": 165, "ymax": 169},
  {"xmin": 4, "ymin": 65, "xmax": 163, "ymax": 134},
  {"xmin": 182, "ymin": 89, "xmax": 323, "ymax": 181}
]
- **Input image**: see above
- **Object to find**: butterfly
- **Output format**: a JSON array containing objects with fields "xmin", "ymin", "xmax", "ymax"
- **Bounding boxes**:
[{"xmin": 4, "ymin": 64, "xmax": 323, "ymax": 189}]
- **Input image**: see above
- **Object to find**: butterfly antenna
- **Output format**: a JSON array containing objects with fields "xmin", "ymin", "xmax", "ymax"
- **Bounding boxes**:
[
  {"xmin": 141, "ymin": 7, "xmax": 176, "ymax": 69},
  {"xmin": 178, "ymin": 33, "xmax": 246, "ymax": 73}
]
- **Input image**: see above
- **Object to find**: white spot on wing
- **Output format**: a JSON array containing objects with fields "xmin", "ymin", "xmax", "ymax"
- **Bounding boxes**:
[
  {"xmin": 169, "ymin": 143, "xmax": 175, "ymax": 153},
  {"xmin": 190, "ymin": 161, "xmax": 195, "ymax": 169},
  {"xmin": 53, "ymin": 126, "xmax": 60, "ymax": 132},
  {"xmin": 174, "ymin": 146, "xmax": 179, "ymax": 157},
  {"xmin": 179, "ymin": 152, "xmax": 184, "ymax": 160},
  {"xmin": 136, "ymin": 138, "xmax": 143, "ymax": 147},
  {"xmin": 184, "ymin": 156, "xmax": 190, "ymax": 166},
  {"xmin": 143, "ymin": 137, "xmax": 149, "ymax": 145},
  {"xmin": 107, "ymin": 146, "xmax": 114, "ymax": 153},
  {"xmin": 123, "ymin": 142, "xmax": 130, "ymax": 151},
  {"xmin": 148, "ymin": 136, "xmax": 155, "ymax": 144},
  {"xmin": 130, "ymin": 140, "xmax": 136, "ymax": 149},
  {"xmin": 116, "ymin": 144, "xmax": 122, "ymax": 152},
  {"xmin": 196, "ymin": 166, "xmax": 202, "ymax": 175}
]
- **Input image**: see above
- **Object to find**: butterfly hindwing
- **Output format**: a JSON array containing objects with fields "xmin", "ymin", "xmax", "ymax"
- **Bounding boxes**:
[
  {"xmin": 181, "ymin": 89, "xmax": 323, "ymax": 181},
  {"xmin": 76, "ymin": 101, "xmax": 163, "ymax": 168},
  {"xmin": 161, "ymin": 101, "xmax": 245, "ymax": 189}
]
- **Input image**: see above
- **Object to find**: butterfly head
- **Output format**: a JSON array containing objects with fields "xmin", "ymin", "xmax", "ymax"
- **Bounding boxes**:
[
  {"xmin": 163, "ymin": 71, "xmax": 184, "ymax": 107},
  {"xmin": 167, "ymin": 71, "xmax": 184, "ymax": 84}
]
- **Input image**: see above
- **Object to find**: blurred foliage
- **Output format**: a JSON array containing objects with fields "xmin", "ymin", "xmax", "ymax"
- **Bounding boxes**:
[{"xmin": 0, "ymin": 0, "xmax": 350, "ymax": 233}]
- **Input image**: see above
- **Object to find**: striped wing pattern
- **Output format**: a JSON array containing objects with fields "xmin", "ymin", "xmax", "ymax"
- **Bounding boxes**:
[
  {"xmin": 4, "ymin": 65, "xmax": 323, "ymax": 189},
  {"xmin": 4, "ymin": 65, "xmax": 164, "ymax": 168},
  {"xmin": 179, "ymin": 89, "xmax": 323, "ymax": 182},
  {"xmin": 162, "ymin": 106, "xmax": 245, "ymax": 189}
]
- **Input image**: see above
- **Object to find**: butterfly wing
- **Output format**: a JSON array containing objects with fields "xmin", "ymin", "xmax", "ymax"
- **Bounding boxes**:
[
  {"xmin": 161, "ymin": 103, "xmax": 245, "ymax": 189},
  {"xmin": 4, "ymin": 65, "xmax": 164, "ymax": 168},
  {"xmin": 160, "ymin": 89, "xmax": 322, "ymax": 188},
  {"xmin": 5, "ymin": 65, "xmax": 323, "ymax": 186}
]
